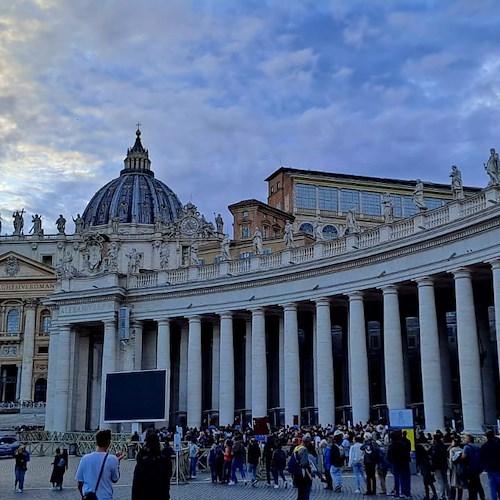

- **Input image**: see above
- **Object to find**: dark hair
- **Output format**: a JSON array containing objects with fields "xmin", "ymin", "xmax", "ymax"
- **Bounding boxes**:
[
  {"xmin": 96, "ymin": 429, "xmax": 112, "ymax": 448},
  {"xmin": 145, "ymin": 432, "xmax": 161, "ymax": 456}
]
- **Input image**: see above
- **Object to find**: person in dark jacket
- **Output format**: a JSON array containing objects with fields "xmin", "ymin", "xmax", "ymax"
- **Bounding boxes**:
[
  {"xmin": 50, "ymin": 447, "xmax": 63, "ymax": 489},
  {"xmin": 322, "ymin": 438, "xmax": 333, "ymax": 490},
  {"xmin": 361, "ymin": 433, "xmax": 379, "ymax": 495},
  {"xmin": 247, "ymin": 437, "xmax": 261, "ymax": 486},
  {"xmin": 480, "ymin": 430, "xmax": 500, "ymax": 500},
  {"xmin": 387, "ymin": 431, "xmax": 411, "ymax": 498},
  {"xmin": 431, "ymin": 433, "xmax": 450, "ymax": 500},
  {"xmin": 131, "ymin": 432, "xmax": 172, "ymax": 500},
  {"xmin": 263, "ymin": 435, "xmax": 276, "ymax": 487},
  {"xmin": 14, "ymin": 444, "xmax": 30, "ymax": 493},
  {"xmin": 416, "ymin": 443, "xmax": 437, "ymax": 500}
]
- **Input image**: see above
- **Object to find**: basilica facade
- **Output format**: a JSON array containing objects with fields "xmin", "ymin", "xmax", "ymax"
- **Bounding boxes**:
[{"xmin": 1, "ymin": 130, "xmax": 499, "ymax": 433}]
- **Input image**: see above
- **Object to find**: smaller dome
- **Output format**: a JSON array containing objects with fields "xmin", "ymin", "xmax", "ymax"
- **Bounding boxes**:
[{"xmin": 82, "ymin": 129, "xmax": 183, "ymax": 227}]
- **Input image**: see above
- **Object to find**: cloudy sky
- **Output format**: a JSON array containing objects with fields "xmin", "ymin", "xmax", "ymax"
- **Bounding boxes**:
[{"xmin": 1, "ymin": 0, "xmax": 500, "ymax": 235}]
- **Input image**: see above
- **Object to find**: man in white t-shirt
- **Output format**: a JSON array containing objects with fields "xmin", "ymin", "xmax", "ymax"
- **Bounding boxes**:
[{"xmin": 75, "ymin": 429, "xmax": 123, "ymax": 500}]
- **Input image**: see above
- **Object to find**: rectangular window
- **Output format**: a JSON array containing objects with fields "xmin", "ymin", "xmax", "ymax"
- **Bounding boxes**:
[
  {"xmin": 41, "ymin": 255, "xmax": 53, "ymax": 267},
  {"xmin": 392, "ymin": 195, "xmax": 403, "ymax": 217},
  {"xmin": 425, "ymin": 198, "xmax": 444, "ymax": 210},
  {"xmin": 340, "ymin": 189, "xmax": 360, "ymax": 212},
  {"xmin": 318, "ymin": 187, "xmax": 338, "ymax": 212},
  {"xmin": 361, "ymin": 191, "xmax": 382, "ymax": 216},
  {"xmin": 402, "ymin": 195, "xmax": 418, "ymax": 217},
  {"xmin": 38, "ymin": 346, "xmax": 49, "ymax": 354},
  {"xmin": 239, "ymin": 252, "xmax": 252, "ymax": 259},
  {"xmin": 295, "ymin": 184, "xmax": 316, "ymax": 210}
]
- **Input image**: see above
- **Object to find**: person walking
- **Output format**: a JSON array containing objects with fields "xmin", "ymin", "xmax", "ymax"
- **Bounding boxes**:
[
  {"xmin": 14, "ymin": 444, "xmax": 30, "ymax": 493},
  {"xmin": 321, "ymin": 438, "xmax": 334, "ymax": 490},
  {"xmin": 50, "ymin": 447, "xmax": 68, "ymax": 490},
  {"xmin": 75, "ymin": 428, "xmax": 123, "ymax": 500},
  {"xmin": 263, "ymin": 435, "xmax": 276, "ymax": 487},
  {"xmin": 449, "ymin": 437, "xmax": 465, "ymax": 500},
  {"xmin": 222, "ymin": 438, "xmax": 233, "ymax": 484},
  {"xmin": 247, "ymin": 436, "xmax": 261, "ymax": 486},
  {"xmin": 480, "ymin": 430, "xmax": 500, "ymax": 500},
  {"xmin": 131, "ymin": 432, "xmax": 172, "ymax": 500},
  {"xmin": 272, "ymin": 442, "xmax": 288, "ymax": 488},
  {"xmin": 377, "ymin": 439, "xmax": 390, "ymax": 495},
  {"xmin": 229, "ymin": 434, "xmax": 247, "ymax": 485}
]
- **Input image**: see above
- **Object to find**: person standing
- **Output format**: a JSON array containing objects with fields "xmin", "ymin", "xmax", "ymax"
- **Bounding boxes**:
[
  {"xmin": 362, "ymin": 432, "xmax": 379, "ymax": 495},
  {"xmin": 272, "ymin": 442, "xmax": 288, "ymax": 488},
  {"xmin": 14, "ymin": 444, "xmax": 30, "ymax": 492},
  {"xmin": 131, "ymin": 432, "xmax": 172, "ymax": 500},
  {"xmin": 330, "ymin": 430, "xmax": 345, "ymax": 493},
  {"xmin": 461, "ymin": 434, "xmax": 485, "ymax": 500},
  {"xmin": 75, "ymin": 429, "xmax": 123, "ymax": 500},
  {"xmin": 349, "ymin": 435, "xmax": 366, "ymax": 494},
  {"xmin": 293, "ymin": 434, "xmax": 313, "ymax": 500},
  {"xmin": 188, "ymin": 438, "xmax": 200, "ymax": 479},
  {"xmin": 480, "ymin": 430, "xmax": 500, "ymax": 500},
  {"xmin": 50, "ymin": 447, "xmax": 63, "ymax": 489},
  {"xmin": 263, "ymin": 435, "xmax": 276, "ymax": 487},
  {"xmin": 415, "ymin": 442, "xmax": 437, "ymax": 500},
  {"xmin": 431, "ymin": 433, "xmax": 450, "ymax": 500},
  {"xmin": 229, "ymin": 434, "xmax": 247, "ymax": 485},
  {"xmin": 247, "ymin": 436, "xmax": 261, "ymax": 486}
]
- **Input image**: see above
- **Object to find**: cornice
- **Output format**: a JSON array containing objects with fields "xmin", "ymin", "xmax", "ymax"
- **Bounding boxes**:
[{"xmin": 123, "ymin": 215, "xmax": 500, "ymax": 305}]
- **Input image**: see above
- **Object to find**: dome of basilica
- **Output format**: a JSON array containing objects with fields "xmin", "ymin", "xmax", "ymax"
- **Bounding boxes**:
[{"xmin": 82, "ymin": 129, "xmax": 183, "ymax": 227}]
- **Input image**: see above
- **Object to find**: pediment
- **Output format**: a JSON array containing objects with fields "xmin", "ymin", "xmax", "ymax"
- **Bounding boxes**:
[{"xmin": 0, "ymin": 252, "xmax": 55, "ymax": 280}]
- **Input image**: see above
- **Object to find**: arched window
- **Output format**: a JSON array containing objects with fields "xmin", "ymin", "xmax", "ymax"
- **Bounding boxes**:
[
  {"xmin": 7, "ymin": 309, "xmax": 20, "ymax": 333},
  {"xmin": 322, "ymin": 225, "xmax": 339, "ymax": 240},
  {"xmin": 299, "ymin": 223, "xmax": 314, "ymax": 235},
  {"xmin": 34, "ymin": 378, "xmax": 47, "ymax": 402},
  {"xmin": 40, "ymin": 310, "xmax": 51, "ymax": 333}
]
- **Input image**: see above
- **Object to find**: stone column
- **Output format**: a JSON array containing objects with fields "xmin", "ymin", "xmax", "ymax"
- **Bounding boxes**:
[
  {"xmin": 416, "ymin": 278, "xmax": 444, "ymax": 430},
  {"xmin": 179, "ymin": 325, "xmax": 188, "ymax": 412},
  {"xmin": 15, "ymin": 364, "xmax": 22, "ymax": 400},
  {"xmin": 20, "ymin": 302, "xmax": 37, "ymax": 401},
  {"xmin": 278, "ymin": 315, "xmax": 284, "ymax": 408},
  {"xmin": 45, "ymin": 326, "xmax": 59, "ymax": 431},
  {"xmin": 212, "ymin": 323, "xmax": 220, "ymax": 410},
  {"xmin": 133, "ymin": 321, "xmax": 143, "ymax": 370},
  {"xmin": 491, "ymin": 260, "xmax": 500, "ymax": 387},
  {"xmin": 283, "ymin": 303, "xmax": 300, "ymax": 426},
  {"xmin": 53, "ymin": 324, "xmax": 71, "ymax": 432},
  {"xmin": 453, "ymin": 268, "xmax": 484, "ymax": 431},
  {"xmin": 219, "ymin": 312, "xmax": 234, "ymax": 426},
  {"xmin": 100, "ymin": 320, "xmax": 117, "ymax": 428},
  {"xmin": 251, "ymin": 308, "xmax": 267, "ymax": 418},
  {"xmin": 316, "ymin": 298, "xmax": 335, "ymax": 425},
  {"xmin": 382, "ymin": 285, "xmax": 406, "ymax": 410},
  {"xmin": 187, "ymin": 316, "xmax": 202, "ymax": 428},
  {"xmin": 157, "ymin": 319, "xmax": 171, "ymax": 426},
  {"xmin": 245, "ymin": 319, "xmax": 252, "ymax": 410},
  {"xmin": 348, "ymin": 292, "xmax": 370, "ymax": 424}
]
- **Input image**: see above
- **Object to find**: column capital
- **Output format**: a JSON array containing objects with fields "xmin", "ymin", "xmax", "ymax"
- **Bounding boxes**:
[
  {"xmin": 348, "ymin": 291, "xmax": 364, "ymax": 301},
  {"xmin": 187, "ymin": 315, "xmax": 202, "ymax": 324},
  {"xmin": 24, "ymin": 299, "xmax": 38, "ymax": 309},
  {"xmin": 219, "ymin": 311, "xmax": 233, "ymax": 320},
  {"xmin": 156, "ymin": 318, "xmax": 170, "ymax": 327},
  {"xmin": 488, "ymin": 258, "xmax": 500, "ymax": 270},
  {"xmin": 58, "ymin": 323, "xmax": 72, "ymax": 331},
  {"xmin": 381, "ymin": 284, "xmax": 399, "ymax": 295},
  {"xmin": 451, "ymin": 267, "xmax": 472, "ymax": 279},
  {"xmin": 315, "ymin": 297, "xmax": 331, "ymax": 307},
  {"xmin": 103, "ymin": 320, "xmax": 116, "ymax": 329},
  {"xmin": 282, "ymin": 303, "xmax": 298, "ymax": 312},
  {"xmin": 250, "ymin": 307, "xmax": 265, "ymax": 316},
  {"xmin": 414, "ymin": 276, "xmax": 435, "ymax": 287}
]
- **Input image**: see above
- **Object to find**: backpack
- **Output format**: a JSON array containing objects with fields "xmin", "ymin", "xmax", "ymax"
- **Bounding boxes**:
[
  {"xmin": 273, "ymin": 449, "xmax": 287, "ymax": 469},
  {"xmin": 286, "ymin": 446, "xmax": 304, "ymax": 475},
  {"xmin": 330, "ymin": 444, "xmax": 344, "ymax": 467},
  {"xmin": 232, "ymin": 441, "xmax": 244, "ymax": 458}
]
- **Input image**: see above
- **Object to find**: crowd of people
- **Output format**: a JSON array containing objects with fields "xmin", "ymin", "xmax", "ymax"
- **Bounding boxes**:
[{"xmin": 8, "ymin": 421, "xmax": 500, "ymax": 500}]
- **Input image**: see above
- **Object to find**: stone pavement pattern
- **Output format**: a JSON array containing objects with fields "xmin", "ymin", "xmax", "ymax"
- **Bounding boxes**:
[{"xmin": 0, "ymin": 456, "xmax": 491, "ymax": 500}]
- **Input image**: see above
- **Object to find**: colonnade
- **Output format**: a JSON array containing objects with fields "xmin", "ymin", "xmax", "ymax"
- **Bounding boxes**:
[{"xmin": 46, "ymin": 264, "xmax": 500, "ymax": 433}]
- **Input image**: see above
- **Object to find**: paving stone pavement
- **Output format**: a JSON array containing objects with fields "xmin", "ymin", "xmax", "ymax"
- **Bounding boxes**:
[{"xmin": 3, "ymin": 454, "xmax": 491, "ymax": 500}]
